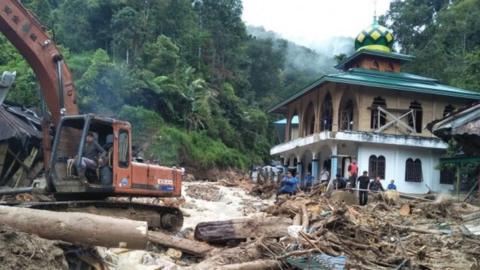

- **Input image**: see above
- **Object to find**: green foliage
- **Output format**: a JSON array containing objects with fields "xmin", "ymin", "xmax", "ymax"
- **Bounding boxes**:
[
  {"xmin": 2, "ymin": 0, "xmax": 317, "ymax": 171},
  {"xmin": 75, "ymin": 49, "xmax": 137, "ymax": 115},
  {"xmin": 143, "ymin": 36, "xmax": 180, "ymax": 76},
  {"xmin": 383, "ymin": 0, "xmax": 480, "ymax": 91},
  {"xmin": 117, "ymin": 105, "xmax": 163, "ymax": 145},
  {"xmin": 0, "ymin": 36, "xmax": 39, "ymax": 106},
  {"xmin": 149, "ymin": 125, "xmax": 248, "ymax": 169}
]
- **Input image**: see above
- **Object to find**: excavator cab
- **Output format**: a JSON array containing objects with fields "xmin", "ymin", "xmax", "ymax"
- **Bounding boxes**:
[
  {"xmin": 48, "ymin": 114, "xmax": 183, "ymax": 200},
  {"xmin": 48, "ymin": 114, "xmax": 118, "ymax": 197}
]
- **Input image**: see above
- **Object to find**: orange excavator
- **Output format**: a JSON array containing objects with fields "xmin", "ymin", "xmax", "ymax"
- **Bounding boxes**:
[{"xmin": 0, "ymin": 0, "xmax": 183, "ymax": 231}]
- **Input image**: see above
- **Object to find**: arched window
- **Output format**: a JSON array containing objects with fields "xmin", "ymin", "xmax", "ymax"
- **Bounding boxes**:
[
  {"xmin": 320, "ymin": 93, "xmax": 333, "ymax": 131},
  {"xmin": 405, "ymin": 158, "xmax": 422, "ymax": 182},
  {"xmin": 408, "ymin": 101, "xmax": 422, "ymax": 133},
  {"xmin": 303, "ymin": 103, "xmax": 315, "ymax": 136},
  {"xmin": 339, "ymin": 99, "xmax": 355, "ymax": 131},
  {"xmin": 371, "ymin": 97, "xmax": 386, "ymax": 129},
  {"xmin": 388, "ymin": 62, "xmax": 395, "ymax": 72},
  {"xmin": 443, "ymin": 104, "xmax": 455, "ymax": 117},
  {"xmin": 368, "ymin": 155, "xmax": 385, "ymax": 179}
]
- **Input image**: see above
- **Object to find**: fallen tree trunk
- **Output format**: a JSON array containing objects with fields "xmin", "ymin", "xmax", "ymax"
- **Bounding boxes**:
[
  {"xmin": 462, "ymin": 211, "xmax": 480, "ymax": 222},
  {"xmin": 0, "ymin": 205, "xmax": 148, "ymax": 249},
  {"xmin": 195, "ymin": 217, "xmax": 292, "ymax": 243},
  {"xmin": 215, "ymin": 259, "xmax": 280, "ymax": 270},
  {"xmin": 148, "ymin": 230, "xmax": 214, "ymax": 257}
]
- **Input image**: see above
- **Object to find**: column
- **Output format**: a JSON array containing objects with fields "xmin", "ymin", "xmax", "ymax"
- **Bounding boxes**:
[
  {"xmin": 312, "ymin": 153, "xmax": 319, "ymax": 184},
  {"xmin": 296, "ymin": 158, "xmax": 303, "ymax": 183},
  {"xmin": 330, "ymin": 144, "xmax": 338, "ymax": 180},
  {"xmin": 283, "ymin": 158, "xmax": 289, "ymax": 174}
]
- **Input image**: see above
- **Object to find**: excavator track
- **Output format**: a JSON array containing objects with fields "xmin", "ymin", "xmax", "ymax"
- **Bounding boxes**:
[{"xmin": 4, "ymin": 200, "xmax": 184, "ymax": 232}]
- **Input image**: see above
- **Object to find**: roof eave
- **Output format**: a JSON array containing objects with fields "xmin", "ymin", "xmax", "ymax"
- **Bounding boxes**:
[{"xmin": 335, "ymin": 50, "xmax": 415, "ymax": 70}]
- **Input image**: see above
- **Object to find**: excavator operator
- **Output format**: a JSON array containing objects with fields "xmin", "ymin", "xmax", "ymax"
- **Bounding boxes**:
[
  {"xmin": 82, "ymin": 132, "xmax": 105, "ymax": 170},
  {"xmin": 67, "ymin": 132, "xmax": 106, "ymax": 182}
]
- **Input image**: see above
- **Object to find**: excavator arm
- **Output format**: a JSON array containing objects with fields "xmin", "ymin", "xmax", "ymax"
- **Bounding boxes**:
[
  {"xmin": 0, "ymin": 0, "xmax": 78, "ymax": 123},
  {"xmin": 0, "ymin": 0, "xmax": 79, "ymax": 168}
]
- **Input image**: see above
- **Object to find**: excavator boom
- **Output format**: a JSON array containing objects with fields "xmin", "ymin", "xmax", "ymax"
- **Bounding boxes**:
[
  {"xmin": 0, "ymin": 0, "xmax": 78, "ymax": 122},
  {"xmin": 0, "ymin": 0, "xmax": 184, "ymax": 232}
]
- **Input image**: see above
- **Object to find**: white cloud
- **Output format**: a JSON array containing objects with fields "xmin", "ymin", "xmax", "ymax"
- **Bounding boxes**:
[{"xmin": 242, "ymin": 0, "xmax": 392, "ymax": 48}]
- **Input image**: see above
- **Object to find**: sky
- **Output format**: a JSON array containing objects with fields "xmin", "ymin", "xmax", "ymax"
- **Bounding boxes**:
[{"xmin": 242, "ymin": 0, "xmax": 392, "ymax": 48}]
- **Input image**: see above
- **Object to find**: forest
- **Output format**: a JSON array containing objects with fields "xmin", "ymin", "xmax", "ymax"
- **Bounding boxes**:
[{"xmin": 1, "ymin": 0, "xmax": 480, "ymax": 172}]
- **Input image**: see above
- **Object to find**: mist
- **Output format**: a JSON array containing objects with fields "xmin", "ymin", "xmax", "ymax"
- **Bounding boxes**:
[{"xmin": 247, "ymin": 25, "xmax": 354, "ymax": 76}]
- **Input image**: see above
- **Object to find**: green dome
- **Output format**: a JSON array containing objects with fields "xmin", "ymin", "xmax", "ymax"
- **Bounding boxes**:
[{"xmin": 354, "ymin": 21, "xmax": 394, "ymax": 52}]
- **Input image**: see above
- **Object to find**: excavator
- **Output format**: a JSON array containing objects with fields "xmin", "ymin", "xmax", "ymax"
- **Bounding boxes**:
[{"xmin": 0, "ymin": 0, "xmax": 183, "ymax": 231}]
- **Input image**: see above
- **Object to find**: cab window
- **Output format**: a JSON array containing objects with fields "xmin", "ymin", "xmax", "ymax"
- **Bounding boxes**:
[{"xmin": 118, "ymin": 130, "xmax": 129, "ymax": 168}]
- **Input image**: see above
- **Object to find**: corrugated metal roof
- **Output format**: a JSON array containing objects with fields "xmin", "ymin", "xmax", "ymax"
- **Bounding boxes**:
[
  {"xmin": 335, "ymin": 49, "xmax": 414, "ymax": 70},
  {"xmin": 269, "ymin": 68, "xmax": 480, "ymax": 113},
  {"xmin": 0, "ymin": 105, "xmax": 41, "ymax": 141}
]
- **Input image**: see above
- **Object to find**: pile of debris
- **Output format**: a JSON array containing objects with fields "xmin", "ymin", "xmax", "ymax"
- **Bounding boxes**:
[
  {"xmin": 1, "ymin": 179, "xmax": 480, "ymax": 270},
  {"xmin": 191, "ymin": 188, "xmax": 480, "ymax": 269},
  {"xmin": 0, "ymin": 224, "xmax": 68, "ymax": 270},
  {"xmin": 185, "ymin": 183, "xmax": 223, "ymax": 201}
]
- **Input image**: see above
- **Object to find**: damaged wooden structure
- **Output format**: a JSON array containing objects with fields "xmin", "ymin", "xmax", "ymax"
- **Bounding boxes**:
[
  {"xmin": 0, "ymin": 71, "xmax": 43, "ymax": 189},
  {"xmin": 429, "ymin": 103, "xmax": 480, "ymax": 200}
]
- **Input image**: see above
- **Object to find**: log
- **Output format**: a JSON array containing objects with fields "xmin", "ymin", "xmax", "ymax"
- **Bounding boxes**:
[
  {"xmin": 462, "ymin": 211, "xmax": 480, "ymax": 222},
  {"xmin": 301, "ymin": 203, "xmax": 309, "ymax": 230},
  {"xmin": 0, "ymin": 205, "xmax": 148, "ymax": 249},
  {"xmin": 215, "ymin": 259, "xmax": 280, "ymax": 270},
  {"xmin": 148, "ymin": 230, "xmax": 214, "ymax": 257},
  {"xmin": 195, "ymin": 217, "xmax": 292, "ymax": 243}
]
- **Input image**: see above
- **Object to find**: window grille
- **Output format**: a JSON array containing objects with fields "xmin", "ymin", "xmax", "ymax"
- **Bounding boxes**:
[
  {"xmin": 368, "ymin": 155, "xmax": 386, "ymax": 179},
  {"xmin": 405, "ymin": 158, "xmax": 422, "ymax": 182}
]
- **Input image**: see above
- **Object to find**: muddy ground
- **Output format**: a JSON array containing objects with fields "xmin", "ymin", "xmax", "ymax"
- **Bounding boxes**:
[{"xmin": 0, "ymin": 225, "xmax": 68, "ymax": 270}]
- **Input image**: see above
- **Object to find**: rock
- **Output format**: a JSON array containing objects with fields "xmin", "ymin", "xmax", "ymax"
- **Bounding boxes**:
[
  {"xmin": 400, "ymin": 204, "xmax": 411, "ymax": 216},
  {"xmin": 166, "ymin": 248, "xmax": 182, "ymax": 260}
]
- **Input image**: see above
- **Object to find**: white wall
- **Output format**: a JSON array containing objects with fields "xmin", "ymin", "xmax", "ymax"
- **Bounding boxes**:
[{"xmin": 357, "ymin": 144, "xmax": 451, "ymax": 194}]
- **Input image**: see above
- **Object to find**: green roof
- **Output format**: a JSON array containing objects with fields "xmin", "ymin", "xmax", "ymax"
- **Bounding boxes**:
[
  {"xmin": 269, "ymin": 68, "xmax": 480, "ymax": 113},
  {"xmin": 335, "ymin": 49, "xmax": 414, "ymax": 70}
]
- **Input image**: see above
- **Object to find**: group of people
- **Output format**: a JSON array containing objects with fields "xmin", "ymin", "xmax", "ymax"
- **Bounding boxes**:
[{"xmin": 276, "ymin": 159, "xmax": 398, "ymax": 206}]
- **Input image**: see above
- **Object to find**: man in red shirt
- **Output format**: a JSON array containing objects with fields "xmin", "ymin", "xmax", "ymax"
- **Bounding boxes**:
[{"xmin": 348, "ymin": 159, "xmax": 358, "ymax": 188}]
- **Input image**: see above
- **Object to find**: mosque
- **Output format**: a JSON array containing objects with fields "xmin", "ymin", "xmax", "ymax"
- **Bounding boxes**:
[{"xmin": 269, "ymin": 20, "xmax": 480, "ymax": 193}]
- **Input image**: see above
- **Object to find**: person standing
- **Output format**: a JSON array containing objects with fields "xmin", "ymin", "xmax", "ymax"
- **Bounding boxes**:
[
  {"xmin": 387, "ymin": 180, "xmax": 397, "ymax": 190},
  {"xmin": 357, "ymin": 171, "xmax": 370, "ymax": 205},
  {"xmin": 319, "ymin": 167, "xmax": 330, "ymax": 184},
  {"xmin": 348, "ymin": 159, "xmax": 358, "ymax": 188},
  {"xmin": 369, "ymin": 176, "xmax": 385, "ymax": 192},
  {"xmin": 304, "ymin": 171, "xmax": 314, "ymax": 192},
  {"xmin": 333, "ymin": 174, "xmax": 347, "ymax": 190},
  {"xmin": 277, "ymin": 171, "xmax": 299, "ymax": 197}
]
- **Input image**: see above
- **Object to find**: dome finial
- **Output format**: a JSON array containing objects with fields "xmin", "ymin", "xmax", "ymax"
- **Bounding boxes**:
[
  {"xmin": 373, "ymin": 0, "xmax": 378, "ymax": 24},
  {"xmin": 354, "ymin": 20, "xmax": 394, "ymax": 52}
]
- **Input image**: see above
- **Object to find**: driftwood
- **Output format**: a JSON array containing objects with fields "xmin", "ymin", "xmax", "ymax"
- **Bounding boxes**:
[
  {"xmin": 148, "ymin": 230, "xmax": 214, "ymax": 257},
  {"xmin": 301, "ymin": 203, "xmax": 309, "ymax": 230},
  {"xmin": 195, "ymin": 217, "xmax": 292, "ymax": 243},
  {"xmin": 462, "ymin": 211, "xmax": 480, "ymax": 222},
  {"xmin": 0, "ymin": 205, "xmax": 148, "ymax": 249},
  {"xmin": 216, "ymin": 259, "xmax": 279, "ymax": 270}
]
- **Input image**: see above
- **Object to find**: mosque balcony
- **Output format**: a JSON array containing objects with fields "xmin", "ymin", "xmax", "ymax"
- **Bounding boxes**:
[{"xmin": 270, "ymin": 130, "xmax": 447, "ymax": 156}]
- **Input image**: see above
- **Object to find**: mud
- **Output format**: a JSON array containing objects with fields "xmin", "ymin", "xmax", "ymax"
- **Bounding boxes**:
[
  {"xmin": 185, "ymin": 183, "xmax": 223, "ymax": 201},
  {"xmin": 0, "ymin": 225, "xmax": 68, "ymax": 270}
]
